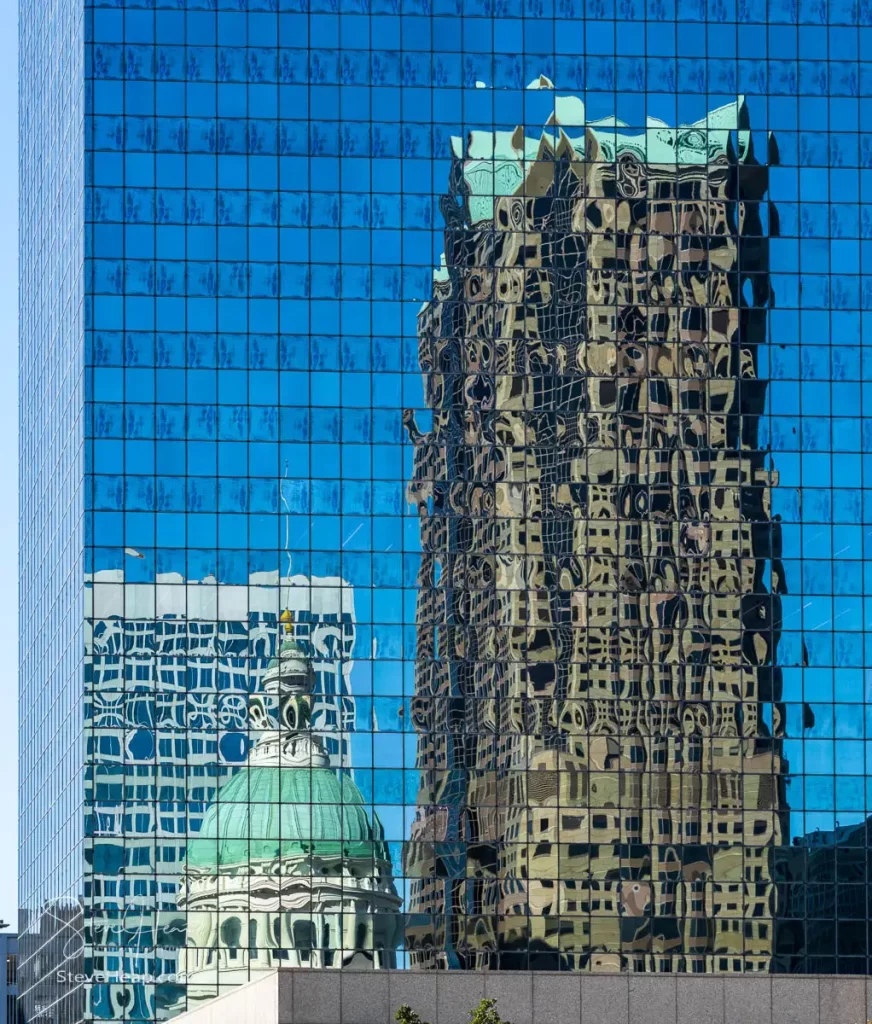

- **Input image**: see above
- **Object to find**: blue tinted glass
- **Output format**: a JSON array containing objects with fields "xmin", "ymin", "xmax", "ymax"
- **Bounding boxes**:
[{"xmin": 19, "ymin": 0, "xmax": 872, "ymax": 1019}]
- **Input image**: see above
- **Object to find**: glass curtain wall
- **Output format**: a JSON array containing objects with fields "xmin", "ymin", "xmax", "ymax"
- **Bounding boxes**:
[{"xmin": 17, "ymin": 0, "xmax": 872, "ymax": 1021}]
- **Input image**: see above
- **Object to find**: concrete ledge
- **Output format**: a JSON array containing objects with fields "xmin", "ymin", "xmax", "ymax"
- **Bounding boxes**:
[{"xmin": 170, "ymin": 970, "xmax": 872, "ymax": 1024}]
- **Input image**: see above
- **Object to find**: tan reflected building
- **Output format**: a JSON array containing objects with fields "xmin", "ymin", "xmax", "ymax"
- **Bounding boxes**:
[{"xmin": 404, "ymin": 93, "xmax": 787, "ymax": 974}]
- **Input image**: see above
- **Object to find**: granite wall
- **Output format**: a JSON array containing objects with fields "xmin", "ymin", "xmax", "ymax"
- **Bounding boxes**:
[{"xmin": 171, "ymin": 971, "xmax": 872, "ymax": 1024}]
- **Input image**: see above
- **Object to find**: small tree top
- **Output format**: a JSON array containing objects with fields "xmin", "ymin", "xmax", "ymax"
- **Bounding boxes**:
[{"xmin": 471, "ymin": 997, "xmax": 512, "ymax": 1024}]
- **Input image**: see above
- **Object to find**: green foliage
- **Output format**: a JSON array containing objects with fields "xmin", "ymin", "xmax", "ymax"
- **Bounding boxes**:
[
  {"xmin": 395, "ymin": 1005, "xmax": 430, "ymax": 1024},
  {"xmin": 395, "ymin": 995, "xmax": 510, "ymax": 1024},
  {"xmin": 470, "ymin": 997, "xmax": 512, "ymax": 1024}
]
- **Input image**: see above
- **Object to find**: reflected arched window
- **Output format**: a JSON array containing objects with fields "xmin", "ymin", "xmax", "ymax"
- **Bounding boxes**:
[
  {"xmin": 322, "ymin": 921, "xmax": 334, "ymax": 967},
  {"xmin": 293, "ymin": 919, "xmax": 315, "ymax": 963},
  {"xmin": 272, "ymin": 916, "xmax": 288, "ymax": 959},
  {"xmin": 220, "ymin": 917, "xmax": 242, "ymax": 959}
]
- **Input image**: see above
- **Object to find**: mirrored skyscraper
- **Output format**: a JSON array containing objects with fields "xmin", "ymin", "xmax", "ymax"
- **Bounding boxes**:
[{"xmin": 18, "ymin": 2, "xmax": 872, "ymax": 1022}]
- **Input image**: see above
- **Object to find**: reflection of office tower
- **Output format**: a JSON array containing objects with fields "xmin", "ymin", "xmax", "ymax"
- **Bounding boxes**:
[
  {"xmin": 405, "ymin": 96, "xmax": 787, "ymax": 973},
  {"xmin": 176, "ymin": 613, "xmax": 401, "ymax": 1010},
  {"xmin": 777, "ymin": 818, "xmax": 869, "ymax": 974},
  {"xmin": 87, "ymin": 571, "xmax": 357, "ymax": 770}
]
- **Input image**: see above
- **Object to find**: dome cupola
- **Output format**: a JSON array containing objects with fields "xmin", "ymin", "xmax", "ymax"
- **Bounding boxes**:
[{"xmin": 247, "ymin": 609, "xmax": 329, "ymax": 770}]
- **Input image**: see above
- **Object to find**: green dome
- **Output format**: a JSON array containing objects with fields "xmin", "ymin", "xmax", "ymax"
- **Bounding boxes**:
[{"xmin": 186, "ymin": 767, "xmax": 386, "ymax": 871}]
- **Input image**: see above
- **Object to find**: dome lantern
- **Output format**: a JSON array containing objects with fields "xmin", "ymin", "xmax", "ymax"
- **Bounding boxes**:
[{"xmin": 248, "ymin": 608, "xmax": 328, "ymax": 770}]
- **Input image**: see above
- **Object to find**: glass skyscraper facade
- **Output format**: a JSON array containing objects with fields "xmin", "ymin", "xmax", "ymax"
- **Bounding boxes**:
[{"xmin": 17, "ymin": 0, "xmax": 872, "ymax": 1021}]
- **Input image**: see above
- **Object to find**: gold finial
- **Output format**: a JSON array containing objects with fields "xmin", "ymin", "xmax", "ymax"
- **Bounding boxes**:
[{"xmin": 280, "ymin": 608, "xmax": 294, "ymax": 634}]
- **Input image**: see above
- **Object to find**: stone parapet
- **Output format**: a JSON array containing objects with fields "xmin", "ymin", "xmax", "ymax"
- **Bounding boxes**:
[{"xmin": 170, "ymin": 970, "xmax": 872, "ymax": 1024}]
